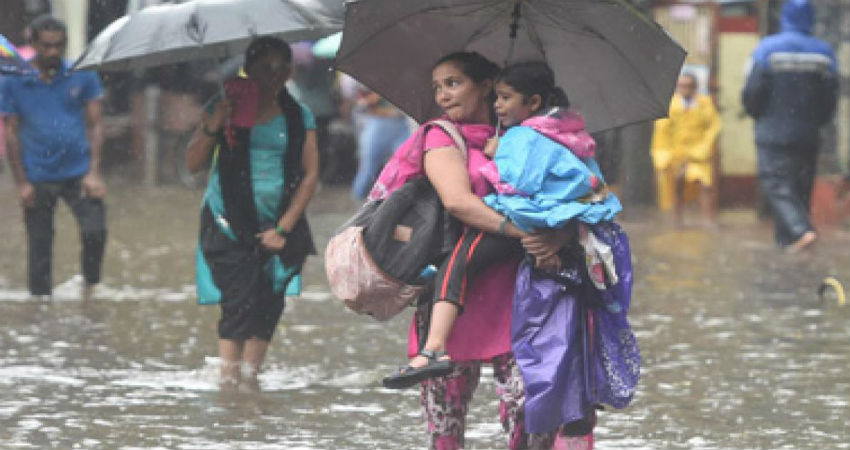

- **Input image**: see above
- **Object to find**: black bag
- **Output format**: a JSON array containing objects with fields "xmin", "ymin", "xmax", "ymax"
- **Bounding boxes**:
[
  {"xmin": 369, "ymin": 178, "xmax": 460, "ymax": 283},
  {"xmin": 334, "ymin": 121, "xmax": 467, "ymax": 284}
]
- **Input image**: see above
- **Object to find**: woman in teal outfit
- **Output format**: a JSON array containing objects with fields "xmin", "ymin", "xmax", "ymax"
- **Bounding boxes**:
[{"xmin": 186, "ymin": 37, "xmax": 319, "ymax": 389}]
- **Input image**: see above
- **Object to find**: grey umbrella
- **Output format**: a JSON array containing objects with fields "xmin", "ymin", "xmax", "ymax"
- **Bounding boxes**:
[
  {"xmin": 74, "ymin": 0, "xmax": 344, "ymax": 72},
  {"xmin": 335, "ymin": 0, "xmax": 686, "ymax": 132}
]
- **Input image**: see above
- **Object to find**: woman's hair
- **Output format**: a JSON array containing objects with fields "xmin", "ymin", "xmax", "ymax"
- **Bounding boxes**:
[
  {"xmin": 496, "ymin": 61, "xmax": 570, "ymax": 111},
  {"xmin": 433, "ymin": 51, "xmax": 500, "ymax": 84},
  {"xmin": 244, "ymin": 36, "xmax": 292, "ymax": 73},
  {"xmin": 243, "ymin": 37, "xmax": 305, "ymax": 192}
]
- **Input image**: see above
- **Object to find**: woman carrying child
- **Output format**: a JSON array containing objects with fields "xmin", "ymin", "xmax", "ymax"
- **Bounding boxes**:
[
  {"xmin": 366, "ymin": 51, "xmax": 577, "ymax": 449},
  {"xmin": 381, "ymin": 60, "xmax": 639, "ymax": 449}
]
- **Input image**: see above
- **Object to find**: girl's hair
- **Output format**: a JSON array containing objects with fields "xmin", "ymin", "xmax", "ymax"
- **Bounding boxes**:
[
  {"xmin": 243, "ymin": 37, "xmax": 304, "ymax": 193},
  {"xmin": 434, "ymin": 51, "xmax": 500, "ymax": 84},
  {"xmin": 496, "ymin": 61, "xmax": 570, "ymax": 110}
]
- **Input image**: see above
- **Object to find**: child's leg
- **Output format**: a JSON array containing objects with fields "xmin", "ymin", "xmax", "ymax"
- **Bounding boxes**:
[
  {"xmin": 419, "ymin": 229, "xmax": 522, "ymax": 360},
  {"xmin": 383, "ymin": 231, "xmax": 521, "ymax": 388}
]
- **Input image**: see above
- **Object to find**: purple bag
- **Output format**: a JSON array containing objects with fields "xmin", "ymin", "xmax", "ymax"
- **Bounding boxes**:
[{"xmin": 511, "ymin": 222, "xmax": 639, "ymax": 434}]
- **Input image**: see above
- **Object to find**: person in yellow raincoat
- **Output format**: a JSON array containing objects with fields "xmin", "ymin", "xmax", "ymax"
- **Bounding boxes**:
[{"xmin": 651, "ymin": 73, "xmax": 721, "ymax": 225}]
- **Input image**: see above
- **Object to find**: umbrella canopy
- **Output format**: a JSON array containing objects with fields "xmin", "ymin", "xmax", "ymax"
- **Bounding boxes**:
[
  {"xmin": 0, "ymin": 33, "xmax": 35, "ymax": 76},
  {"xmin": 75, "ymin": 0, "xmax": 344, "ymax": 72},
  {"xmin": 335, "ymin": 0, "xmax": 686, "ymax": 132}
]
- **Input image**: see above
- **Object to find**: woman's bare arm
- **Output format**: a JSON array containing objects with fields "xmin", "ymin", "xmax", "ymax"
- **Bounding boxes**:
[
  {"xmin": 423, "ymin": 146, "xmax": 525, "ymax": 238},
  {"xmin": 185, "ymin": 101, "xmax": 230, "ymax": 173}
]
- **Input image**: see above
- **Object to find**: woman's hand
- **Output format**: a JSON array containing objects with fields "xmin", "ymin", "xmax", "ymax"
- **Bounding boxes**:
[
  {"xmin": 207, "ymin": 99, "xmax": 232, "ymax": 132},
  {"xmin": 535, "ymin": 253, "xmax": 562, "ymax": 272},
  {"xmin": 256, "ymin": 229, "xmax": 286, "ymax": 252},
  {"xmin": 522, "ymin": 227, "xmax": 575, "ymax": 258}
]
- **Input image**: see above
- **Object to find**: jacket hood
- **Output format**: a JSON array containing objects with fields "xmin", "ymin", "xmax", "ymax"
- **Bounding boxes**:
[
  {"xmin": 781, "ymin": 0, "xmax": 814, "ymax": 34},
  {"xmin": 521, "ymin": 108, "xmax": 596, "ymax": 159}
]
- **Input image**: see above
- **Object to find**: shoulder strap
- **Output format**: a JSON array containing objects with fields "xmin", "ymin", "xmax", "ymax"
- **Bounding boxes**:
[{"xmin": 429, "ymin": 119, "xmax": 467, "ymax": 159}]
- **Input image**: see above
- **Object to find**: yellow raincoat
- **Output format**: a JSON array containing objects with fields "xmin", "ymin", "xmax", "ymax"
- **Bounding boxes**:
[{"xmin": 651, "ymin": 93, "xmax": 721, "ymax": 210}]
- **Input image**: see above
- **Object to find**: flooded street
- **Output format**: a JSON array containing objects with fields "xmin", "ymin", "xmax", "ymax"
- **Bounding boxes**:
[{"xmin": 0, "ymin": 182, "xmax": 848, "ymax": 449}]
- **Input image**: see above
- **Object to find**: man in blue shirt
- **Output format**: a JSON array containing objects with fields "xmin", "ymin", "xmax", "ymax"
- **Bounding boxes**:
[
  {"xmin": 742, "ymin": 0, "xmax": 838, "ymax": 252},
  {"xmin": 0, "ymin": 15, "xmax": 106, "ymax": 298}
]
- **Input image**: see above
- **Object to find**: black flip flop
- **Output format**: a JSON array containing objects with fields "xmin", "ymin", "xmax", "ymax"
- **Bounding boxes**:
[{"xmin": 382, "ymin": 350, "xmax": 453, "ymax": 389}]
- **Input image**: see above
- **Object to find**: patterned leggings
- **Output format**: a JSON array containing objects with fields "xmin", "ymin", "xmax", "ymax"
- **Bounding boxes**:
[{"xmin": 419, "ymin": 354, "xmax": 594, "ymax": 450}]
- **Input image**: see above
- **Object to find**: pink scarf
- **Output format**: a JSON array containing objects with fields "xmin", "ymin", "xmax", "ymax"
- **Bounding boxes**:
[
  {"xmin": 368, "ymin": 118, "xmax": 495, "ymax": 201},
  {"xmin": 522, "ymin": 108, "xmax": 596, "ymax": 159}
]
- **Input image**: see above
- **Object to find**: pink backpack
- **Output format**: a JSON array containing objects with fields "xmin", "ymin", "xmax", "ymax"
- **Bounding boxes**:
[{"xmin": 325, "ymin": 120, "xmax": 467, "ymax": 321}]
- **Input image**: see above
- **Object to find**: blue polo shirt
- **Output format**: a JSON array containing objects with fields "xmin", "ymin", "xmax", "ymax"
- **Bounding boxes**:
[{"xmin": 0, "ymin": 60, "xmax": 102, "ymax": 182}]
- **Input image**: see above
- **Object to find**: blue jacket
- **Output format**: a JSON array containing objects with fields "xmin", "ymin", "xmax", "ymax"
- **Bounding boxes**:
[
  {"xmin": 483, "ymin": 125, "xmax": 622, "ymax": 232},
  {"xmin": 741, "ymin": 0, "xmax": 837, "ymax": 146}
]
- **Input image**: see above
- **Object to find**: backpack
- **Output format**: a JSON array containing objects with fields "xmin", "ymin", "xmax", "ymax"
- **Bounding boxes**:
[{"xmin": 325, "ymin": 120, "xmax": 466, "ymax": 320}]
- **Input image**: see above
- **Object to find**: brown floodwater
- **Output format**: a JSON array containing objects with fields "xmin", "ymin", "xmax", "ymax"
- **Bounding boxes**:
[{"xmin": 0, "ymin": 182, "xmax": 848, "ymax": 449}]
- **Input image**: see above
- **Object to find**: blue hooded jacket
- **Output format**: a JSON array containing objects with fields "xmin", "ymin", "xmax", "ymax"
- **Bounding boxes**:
[{"xmin": 741, "ymin": 0, "xmax": 837, "ymax": 146}]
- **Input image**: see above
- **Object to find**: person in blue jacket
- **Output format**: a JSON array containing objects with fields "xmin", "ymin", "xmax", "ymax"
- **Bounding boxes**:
[{"xmin": 742, "ymin": 0, "xmax": 838, "ymax": 252}]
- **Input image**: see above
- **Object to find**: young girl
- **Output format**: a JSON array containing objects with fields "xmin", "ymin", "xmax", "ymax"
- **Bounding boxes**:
[{"xmin": 383, "ymin": 61, "xmax": 630, "ymax": 391}]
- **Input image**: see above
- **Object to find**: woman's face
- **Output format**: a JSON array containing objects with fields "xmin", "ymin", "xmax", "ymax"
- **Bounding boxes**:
[
  {"xmin": 432, "ymin": 61, "xmax": 492, "ymax": 123},
  {"xmin": 494, "ymin": 81, "xmax": 540, "ymax": 128},
  {"xmin": 247, "ymin": 51, "xmax": 291, "ymax": 93}
]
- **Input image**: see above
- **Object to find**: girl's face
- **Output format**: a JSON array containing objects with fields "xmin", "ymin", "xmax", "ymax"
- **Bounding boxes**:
[
  {"xmin": 494, "ymin": 81, "xmax": 541, "ymax": 127},
  {"xmin": 432, "ymin": 61, "xmax": 493, "ymax": 123},
  {"xmin": 247, "ymin": 51, "xmax": 291, "ymax": 93}
]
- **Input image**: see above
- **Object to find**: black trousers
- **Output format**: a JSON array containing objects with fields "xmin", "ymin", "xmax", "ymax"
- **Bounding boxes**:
[
  {"xmin": 756, "ymin": 143, "xmax": 817, "ymax": 246},
  {"xmin": 25, "ymin": 177, "xmax": 107, "ymax": 295},
  {"xmin": 433, "ymin": 227, "xmax": 522, "ymax": 311}
]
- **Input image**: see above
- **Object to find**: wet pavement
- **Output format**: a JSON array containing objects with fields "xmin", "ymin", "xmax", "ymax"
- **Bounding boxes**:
[{"xmin": 0, "ymin": 181, "xmax": 848, "ymax": 449}]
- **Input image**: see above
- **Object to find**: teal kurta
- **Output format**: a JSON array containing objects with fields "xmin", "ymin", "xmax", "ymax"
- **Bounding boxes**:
[{"xmin": 196, "ymin": 102, "xmax": 316, "ymax": 304}]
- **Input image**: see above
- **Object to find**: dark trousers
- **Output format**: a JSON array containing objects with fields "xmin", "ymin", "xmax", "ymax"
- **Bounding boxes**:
[
  {"xmin": 433, "ymin": 228, "xmax": 522, "ymax": 310},
  {"xmin": 25, "ymin": 177, "xmax": 107, "ymax": 295},
  {"xmin": 756, "ymin": 143, "xmax": 817, "ymax": 246}
]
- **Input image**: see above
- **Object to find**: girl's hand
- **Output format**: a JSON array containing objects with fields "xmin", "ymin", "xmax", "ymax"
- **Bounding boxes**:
[
  {"xmin": 484, "ymin": 136, "xmax": 499, "ymax": 158},
  {"xmin": 522, "ymin": 227, "xmax": 575, "ymax": 258},
  {"xmin": 256, "ymin": 229, "xmax": 286, "ymax": 252}
]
